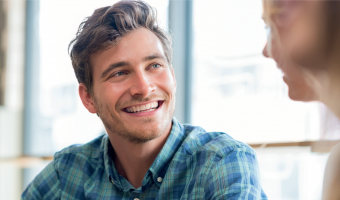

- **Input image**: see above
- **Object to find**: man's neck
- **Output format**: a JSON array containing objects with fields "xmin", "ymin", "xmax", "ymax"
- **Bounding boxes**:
[{"xmin": 108, "ymin": 122, "xmax": 172, "ymax": 189}]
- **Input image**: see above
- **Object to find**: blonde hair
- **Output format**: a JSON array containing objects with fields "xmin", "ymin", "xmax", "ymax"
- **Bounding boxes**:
[
  {"xmin": 262, "ymin": 0, "xmax": 280, "ymax": 58},
  {"xmin": 262, "ymin": 0, "xmax": 340, "ymax": 68},
  {"xmin": 262, "ymin": 0, "xmax": 279, "ymax": 27}
]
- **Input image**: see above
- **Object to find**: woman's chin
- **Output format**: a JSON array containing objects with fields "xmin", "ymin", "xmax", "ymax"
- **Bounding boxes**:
[
  {"xmin": 287, "ymin": 87, "xmax": 317, "ymax": 102},
  {"xmin": 284, "ymin": 75, "xmax": 319, "ymax": 102}
]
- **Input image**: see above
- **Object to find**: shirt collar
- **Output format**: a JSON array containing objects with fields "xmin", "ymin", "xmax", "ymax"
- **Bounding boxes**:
[
  {"xmin": 103, "ymin": 117, "xmax": 186, "ymax": 191},
  {"xmin": 148, "ymin": 117, "xmax": 186, "ymax": 187},
  {"xmin": 103, "ymin": 136, "xmax": 123, "ymax": 189}
]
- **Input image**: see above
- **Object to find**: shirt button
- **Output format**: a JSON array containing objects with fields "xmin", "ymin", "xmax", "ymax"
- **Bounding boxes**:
[{"xmin": 157, "ymin": 177, "xmax": 163, "ymax": 182}]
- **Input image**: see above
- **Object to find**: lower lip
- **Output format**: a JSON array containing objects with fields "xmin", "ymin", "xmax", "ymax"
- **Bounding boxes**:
[{"xmin": 123, "ymin": 101, "xmax": 163, "ymax": 117}]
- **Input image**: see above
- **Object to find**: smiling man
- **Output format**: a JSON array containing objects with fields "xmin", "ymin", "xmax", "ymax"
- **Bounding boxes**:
[{"xmin": 22, "ymin": 1, "xmax": 267, "ymax": 199}]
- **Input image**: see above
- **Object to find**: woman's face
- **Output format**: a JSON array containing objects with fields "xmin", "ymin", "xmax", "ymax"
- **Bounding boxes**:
[
  {"xmin": 263, "ymin": 30, "xmax": 317, "ymax": 101},
  {"xmin": 272, "ymin": 1, "xmax": 326, "ymax": 67},
  {"xmin": 262, "ymin": 0, "xmax": 325, "ymax": 101}
]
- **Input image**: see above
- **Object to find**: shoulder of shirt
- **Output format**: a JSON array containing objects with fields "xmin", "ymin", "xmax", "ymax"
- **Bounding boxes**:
[
  {"xmin": 53, "ymin": 134, "xmax": 107, "ymax": 162},
  {"xmin": 181, "ymin": 124, "xmax": 255, "ymax": 158}
]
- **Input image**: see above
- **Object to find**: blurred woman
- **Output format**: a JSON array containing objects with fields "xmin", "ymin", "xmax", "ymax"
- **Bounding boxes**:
[{"xmin": 261, "ymin": 0, "xmax": 340, "ymax": 199}]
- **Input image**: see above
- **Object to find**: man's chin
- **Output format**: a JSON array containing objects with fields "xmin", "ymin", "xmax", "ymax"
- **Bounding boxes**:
[
  {"xmin": 121, "ymin": 127, "xmax": 163, "ymax": 144},
  {"xmin": 112, "ymin": 119, "xmax": 165, "ymax": 142},
  {"xmin": 125, "ymin": 133, "xmax": 161, "ymax": 144},
  {"xmin": 122, "ymin": 115, "xmax": 159, "ymax": 127}
]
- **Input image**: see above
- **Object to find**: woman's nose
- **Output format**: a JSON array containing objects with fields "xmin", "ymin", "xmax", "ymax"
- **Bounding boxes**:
[{"xmin": 263, "ymin": 43, "xmax": 270, "ymax": 58}]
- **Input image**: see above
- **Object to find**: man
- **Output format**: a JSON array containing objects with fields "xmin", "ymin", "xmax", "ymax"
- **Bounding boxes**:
[{"xmin": 22, "ymin": 0, "xmax": 267, "ymax": 199}]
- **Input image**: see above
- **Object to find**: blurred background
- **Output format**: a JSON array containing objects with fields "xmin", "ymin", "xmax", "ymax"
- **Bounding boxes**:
[{"xmin": 1, "ymin": 0, "xmax": 340, "ymax": 199}]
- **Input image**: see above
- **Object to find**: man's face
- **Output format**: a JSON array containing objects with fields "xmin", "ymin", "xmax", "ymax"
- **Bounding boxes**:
[{"xmin": 89, "ymin": 28, "xmax": 176, "ymax": 144}]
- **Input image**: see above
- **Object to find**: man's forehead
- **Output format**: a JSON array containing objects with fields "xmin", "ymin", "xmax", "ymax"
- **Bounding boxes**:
[
  {"xmin": 115, "ymin": 28, "xmax": 165, "ymax": 55},
  {"xmin": 95, "ymin": 28, "xmax": 165, "ymax": 60}
]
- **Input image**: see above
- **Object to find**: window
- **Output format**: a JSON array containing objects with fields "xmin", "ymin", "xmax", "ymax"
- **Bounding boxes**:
[
  {"xmin": 2, "ymin": 0, "xmax": 338, "ymax": 199},
  {"xmin": 191, "ymin": 1, "xmax": 331, "ymax": 199},
  {"xmin": 192, "ymin": 0, "xmax": 321, "ymax": 143},
  {"xmin": 35, "ymin": 0, "xmax": 169, "ymax": 152}
]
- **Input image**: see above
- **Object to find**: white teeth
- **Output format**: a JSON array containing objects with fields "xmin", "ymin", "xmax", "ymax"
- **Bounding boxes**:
[
  {"xmin": 125, "ymin": 101, "xmax": 159, "ymax": 113},
  {"xmin": 146, "ymin": 104, "xmax": 151, "ymax": 109}
]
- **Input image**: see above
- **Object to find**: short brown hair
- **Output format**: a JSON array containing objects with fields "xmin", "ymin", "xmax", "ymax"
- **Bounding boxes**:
[{"xmin": 69, "ymin": 0, "xmax": 172, "ymax": 94}]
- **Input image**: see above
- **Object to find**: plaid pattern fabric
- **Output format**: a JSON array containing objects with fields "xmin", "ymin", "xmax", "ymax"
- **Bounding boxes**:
[{"xmin": 22, "ymin": 118, "xmax": 267, "ymax": 199}]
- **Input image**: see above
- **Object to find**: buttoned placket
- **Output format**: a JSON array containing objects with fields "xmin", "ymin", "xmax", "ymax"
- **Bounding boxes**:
[
  {"xmin": 157, "ymin": 177, "xmax": 162, "ymax": 183},
  {"xmin": 109, "ymin": 176, "xmax": 115, "ymax": 185}
]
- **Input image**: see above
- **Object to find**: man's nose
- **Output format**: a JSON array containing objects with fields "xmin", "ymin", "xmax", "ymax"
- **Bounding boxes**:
[
  {"xmin": 129, "ymin": 72, "xmax": 156, "ymax": 97},
  {"xmin": 263, "ymin": 43, "xmax": 269, "ymax": 58}
]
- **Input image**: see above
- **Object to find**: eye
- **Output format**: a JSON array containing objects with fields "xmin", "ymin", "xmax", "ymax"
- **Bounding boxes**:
[
  {"xmin": 151, "ymin": 63, "xmax": 162, "ymax": 69},
  {"xmin": 113, "ymin": 71, "xmax": 127, "ymax": 77}
]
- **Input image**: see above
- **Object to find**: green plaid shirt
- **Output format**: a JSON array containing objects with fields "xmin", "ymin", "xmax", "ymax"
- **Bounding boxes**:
[{"xmin": 22, "ymin": 118, "xmax": 267, "ymax": 199}]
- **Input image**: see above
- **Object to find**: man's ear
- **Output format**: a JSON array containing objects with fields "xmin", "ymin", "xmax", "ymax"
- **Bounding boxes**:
[{"xmin": 79, "ymin": 83, "xmax": 98, "ymax": 114}]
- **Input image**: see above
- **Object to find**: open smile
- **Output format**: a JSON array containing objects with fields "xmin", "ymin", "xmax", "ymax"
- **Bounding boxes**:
[{"xmin": 123, "ymin": 101, "xmax": 163, "ymax": 114}]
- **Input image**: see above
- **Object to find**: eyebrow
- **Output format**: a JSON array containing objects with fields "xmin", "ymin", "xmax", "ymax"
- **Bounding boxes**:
[{"xmin": 142, "ymin": 53, "xmax": 166, "ymax": 62}]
